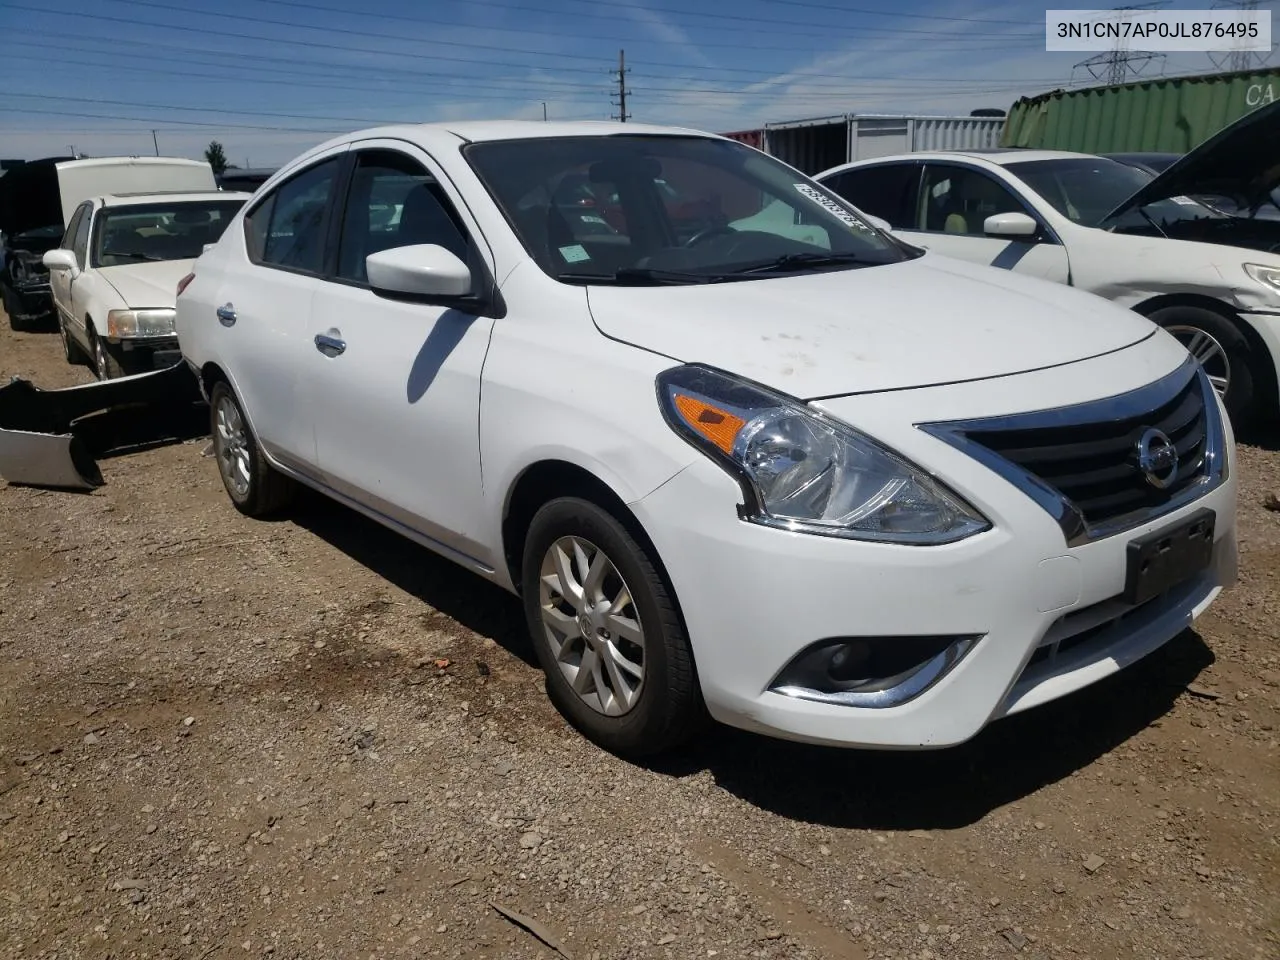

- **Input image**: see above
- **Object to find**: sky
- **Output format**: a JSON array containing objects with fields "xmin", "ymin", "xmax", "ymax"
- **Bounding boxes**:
[{"xmin": 0, "ymin": 0, "xmax": 1271, "ymax": 166}]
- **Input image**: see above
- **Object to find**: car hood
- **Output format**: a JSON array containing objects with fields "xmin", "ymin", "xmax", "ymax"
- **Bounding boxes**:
[
  {"xmin": 585, "ymin": 254, "xmax": 1157, "ymax": 399},
  {"xmin": 98, "ymin": 259, "xmax": 194, "ymax": 308},
  {"xmin": 1102, "ymin": 98, "xmax": 1280, "ymax": 223}
]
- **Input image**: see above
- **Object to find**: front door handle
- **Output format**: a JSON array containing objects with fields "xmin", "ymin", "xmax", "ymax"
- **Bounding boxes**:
[
  {"xmin": 314, "ymin": 332, "xmax": 346, "ymax": 357},
  {"xmin": 216, "ymin": 303, "xmax": 237, "ymax": 326}
]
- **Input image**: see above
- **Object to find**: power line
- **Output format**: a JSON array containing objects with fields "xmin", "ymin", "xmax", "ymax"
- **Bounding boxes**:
[
  {"xmin": 1072, "ymin": 3, "xmax": 1169, "ymax": 86},
  {"xmin": 612, "ymin": 50, "xmax": 631, "ymax": 122},
  {"xmin": 108, "ymin": 0, "xmax": 1042, "ymax": 44},
  {"xmin": 168, "ymin": 0, "xmax": 1042, "ymax": 50},
  {"xmin": 1208, "ymin": 0, "xmax": 1273, "ymax": 72},
  {"xmin": 4, "ymin": 13, "xmax": 1070, "ymax": 90}
]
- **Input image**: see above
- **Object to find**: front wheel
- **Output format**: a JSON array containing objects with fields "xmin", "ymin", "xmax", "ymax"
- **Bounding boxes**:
[
  {"xmin": 521, "ymin": 497, "xmax": 702, "ymax": 758},
  {"xmin": 90, "ymin": 327, "xmax": 127, "ymax": 379},
  {"xmin": 1150, "ymin": 305, "xmax": 1269, "ymax": 427},
  {"xmin": 208, "ymin": 381, "xmax": 294, "ymax": 517}
]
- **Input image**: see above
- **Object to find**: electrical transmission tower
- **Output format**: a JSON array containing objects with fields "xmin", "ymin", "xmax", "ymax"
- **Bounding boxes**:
[
  {"xmin": 611, "ymin": 49, "xmax": 630, "ymax": 122},
  {"xmin": 1072, "ymin": 2, "xmax": 1168, "ymax": 87},
  {"xmin": 1208, "ymin": 0, "xmax": 1272, "ymax": 72}
]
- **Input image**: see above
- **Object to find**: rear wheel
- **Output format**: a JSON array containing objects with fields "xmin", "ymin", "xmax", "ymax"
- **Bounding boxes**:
[
  {"xmin": 521, "ymin": 497, "xmax": 702, "ymax": 758},
  {"xmin": 1150, "ymin": 305, "xmax": 1268, "ymax": 426},
  {"xmin": 208, "ymin": 381, "xmax": 295, "ymax": 517}
]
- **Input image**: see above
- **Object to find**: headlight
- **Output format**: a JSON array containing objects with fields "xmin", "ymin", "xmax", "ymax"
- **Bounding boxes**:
[
  {"xmin": 106, "ymin": 308, "xmax": 176, "ymax": 338},
  {"xmin": 1244, "ymin": 263, "xmax": 1280, "ymax": 294},
  {"xmin": 657, "ymin": 364, "xmax": 990, "ymax": 544}
]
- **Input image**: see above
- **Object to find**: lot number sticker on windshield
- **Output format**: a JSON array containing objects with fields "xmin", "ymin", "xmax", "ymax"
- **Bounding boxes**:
[
  {"xmin": 559, "ymin": 244, "xmax": 591, "ymax": 263},
  {"xmin": 793, "ymin": 183, "xmax": 873, "ymax": 232}
]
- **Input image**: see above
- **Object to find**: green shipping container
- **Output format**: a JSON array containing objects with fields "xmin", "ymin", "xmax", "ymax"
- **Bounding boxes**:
[{"xmin": 1001, "ymin": 68, "xmax": 1280, "ymax": 154}]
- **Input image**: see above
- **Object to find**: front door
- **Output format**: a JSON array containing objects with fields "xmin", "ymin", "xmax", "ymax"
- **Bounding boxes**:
[
  {"xmin": 50, "ymin": 203, "xmax": 89, "ymax": 341},
  {"xmin": 898, "ymin": 163, "xmax": 1071, "ymax": 284},
  {"xmin": 308, "ymin": 143, "xmax": 497, "ymax": 566}
]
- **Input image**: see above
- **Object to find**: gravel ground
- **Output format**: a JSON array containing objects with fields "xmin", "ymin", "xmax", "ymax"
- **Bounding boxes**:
[{"xmin": 1, "ymin": 313, "xmax": 1277, "ymax": 960}]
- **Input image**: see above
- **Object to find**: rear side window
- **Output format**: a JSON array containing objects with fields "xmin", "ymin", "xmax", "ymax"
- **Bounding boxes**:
[
  {"xmin": 245, "ymin": 158, "xmax": 341, "ymax": 274},
  {"xmin": 821, "ymin": 165, "xmax": 919, "ymax": 229}
]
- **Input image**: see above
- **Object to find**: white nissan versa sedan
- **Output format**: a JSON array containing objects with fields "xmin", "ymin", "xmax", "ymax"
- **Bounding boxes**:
[{"xmin": 175, "ymin": 122, "xmax": 1238, "ymax": 758}]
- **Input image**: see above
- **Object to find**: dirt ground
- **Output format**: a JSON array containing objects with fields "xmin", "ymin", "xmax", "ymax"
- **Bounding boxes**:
[{"xmin": 1, "ymin": 311, "xmax": 1277, "ymax": 960}]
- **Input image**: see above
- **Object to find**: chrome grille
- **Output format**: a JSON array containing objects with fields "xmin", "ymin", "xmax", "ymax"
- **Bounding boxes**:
[
  {"xmin": 921, "ymin": 358, "xmax": 1227, "ymax": 546},
  {"xmin": 963, "ymin": 371, "xmax": 1206, "ymax": 525}
]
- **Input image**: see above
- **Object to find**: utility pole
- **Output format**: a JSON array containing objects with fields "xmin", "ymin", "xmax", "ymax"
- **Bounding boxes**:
[
  {"xmin": 151, "ymin": 130, "xmax": 159, "ymax": 156},
  {"xmin": 611, "ymin": 49, "xmax": 630, "ymax": 122},
  {"xmin": 1071, "ymin": 2, "xmax": 1168, "ymax": 87},
  {"xmin": 1209, "ymin": 0, "xmax": 1271, "ymax": 72},
  {"xmin": 542, "ymin": 101, "xmax": 548, "ymax": 121}
]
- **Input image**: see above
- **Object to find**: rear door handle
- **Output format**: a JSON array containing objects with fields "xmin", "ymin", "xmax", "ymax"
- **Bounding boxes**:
[
  {"xmin": 216, "ymin": 303, "xmax": 237, "ymax": 326},
  {"xmin": 314, "ymin": 332, "xmax": 346, "ymax": 357}
]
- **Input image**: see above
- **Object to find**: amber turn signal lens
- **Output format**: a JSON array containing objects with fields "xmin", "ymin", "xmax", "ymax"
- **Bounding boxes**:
[{"xmin": 673, "ymin": 393, "xmax": 746, "ymax": 455}]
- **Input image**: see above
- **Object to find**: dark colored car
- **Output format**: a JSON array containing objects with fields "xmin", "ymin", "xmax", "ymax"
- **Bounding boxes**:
[
  {"xmin": 0, "ymin": 156, "xmax": 74, "ymax": 329},
  {"xmin": 215, "ymin": 168, "xmax": 278, "ymax": 194}
]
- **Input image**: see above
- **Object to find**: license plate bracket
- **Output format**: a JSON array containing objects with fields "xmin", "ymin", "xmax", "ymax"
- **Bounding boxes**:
[{"xmin": 1123, "ymin": 508, "xmax": 1215, "ymax": 606}]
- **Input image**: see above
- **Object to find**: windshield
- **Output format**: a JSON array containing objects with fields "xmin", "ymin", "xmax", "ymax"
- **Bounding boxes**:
[
  {"xmin": 92, "ymin": 199, "xmax": 246, "ymax": 267},
  {"xmin": 1005, "ymin": 156, "xmax": 1227, "ymax": 232},
  {"xmin": 464, "ymin": 135, "xmax": 910, "ymax": 284},
  {"xmin": 1004, "ymin": 158, "xmax": 1158, "ymax": 226}
]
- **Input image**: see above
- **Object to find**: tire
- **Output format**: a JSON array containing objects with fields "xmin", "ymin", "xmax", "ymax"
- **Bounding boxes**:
[
  {"xmin": 58, "ymin": 313, "xmax": 88, "ymax": 366},
  {"xmin": 90, "ymin": 326, "xmax": 128, "ymax": 380},
  {"xmin": 208, "ymin": 381, "xmax": 295, "ymax": 517},
  {"xmin": 521, "ymin": 497, "xmax": 702, "ymax": 758},
  {"xmin": 1149, "ymin": 305, "xmax": 1270, "ymax": 427}
]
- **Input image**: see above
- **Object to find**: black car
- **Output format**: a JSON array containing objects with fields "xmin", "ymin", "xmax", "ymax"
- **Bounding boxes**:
[{"xmin": 0, "ymin": 156, "xmax": 73, "ymax": 330}]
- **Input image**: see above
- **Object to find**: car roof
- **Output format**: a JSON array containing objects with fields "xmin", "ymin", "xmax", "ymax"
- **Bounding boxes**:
[
  {"xmin": 817, "ymin": 149, "xmax": 1099, "ymax": 178},
  {"xmin": 98, "ymin": 191, "xmax": 252, "ymax": 206}
]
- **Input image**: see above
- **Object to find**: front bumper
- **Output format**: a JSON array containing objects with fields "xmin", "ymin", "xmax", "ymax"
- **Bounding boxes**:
[
  {"xmin": 2, "ymin": 276, "xmax": 53, "ymax": 320},
  {"xmin": 631, "ymin": 346, "xmax": 1238, "ymax": 749},
  {"xmin": 113, "ymin": 335, "xmax": 183, "ymax": 372}
]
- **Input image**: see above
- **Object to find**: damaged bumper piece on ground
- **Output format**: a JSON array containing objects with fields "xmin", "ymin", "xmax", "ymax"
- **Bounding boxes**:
[{"xmin": 0, "ymin": 362, "xmax": 205, "ymax": 490}]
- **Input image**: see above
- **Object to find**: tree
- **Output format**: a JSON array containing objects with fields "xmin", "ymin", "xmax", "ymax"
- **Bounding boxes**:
[{"xmin": 204, "ymin": 141, "xmax": 228, "ymax": 175}]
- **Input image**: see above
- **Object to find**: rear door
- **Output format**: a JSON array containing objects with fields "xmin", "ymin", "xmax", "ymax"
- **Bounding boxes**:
[
  {"xmin": 307, "ymin": 142, "xmax": 498, "ymax": 565},
  {"xmin": 899, "ymin": 163, "xmax": 1070, "ymax": 283},
  {"xmin": 214, "ymin": 147, "xmax": 348, "ymax": 470}
]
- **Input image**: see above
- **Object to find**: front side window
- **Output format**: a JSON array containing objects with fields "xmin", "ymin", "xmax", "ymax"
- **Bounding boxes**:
[
  {"xmin": 465, "ymin": 135, "xmax": 911, "ymax": 285},
  {"xmin": 246, "ymin": 158, "xmax": 341, "ymax": 273},
  {"xmin": 917, "ymin": 165, "xmax": 1024, "ymax": 236},
  {"xmin": 71, "ymin": 203, "xmax": 92, "ymax": 268},
  {"xmin": 92, "ymin": 200, "xmax": 246, "ymax": 267},
  {"xmin": 335, "ymin": 150, "xmax": 469, "ymax": 284}
]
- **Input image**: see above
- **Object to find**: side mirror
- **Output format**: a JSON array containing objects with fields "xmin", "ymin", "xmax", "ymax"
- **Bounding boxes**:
[
  {"xmin": 366, "ymin": 244, "xmax": 471, "ymax": 299},
  {"xmin": 983, "ymin": 212, "xmax": 1038, "ymax": 239},
  {"xmin": 43, "ymin": 249, "xmax": 78, "ymax": 272}
]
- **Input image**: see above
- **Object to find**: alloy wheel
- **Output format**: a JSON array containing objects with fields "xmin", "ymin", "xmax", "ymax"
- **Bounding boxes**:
[
  {"xmin": 93, "ymin": 336, "xmax": 110, "ymax": 380},
  {"xmin": 1167, "ymin": 324, "xmax": 1230, "ymax": 397},
  {"xmin": 213, "ymin": 394, "xmax": 252, "ymax": 499},
  {"xmin": 538, "ymin": 535, "xmax": 646, "ymax": 716}
]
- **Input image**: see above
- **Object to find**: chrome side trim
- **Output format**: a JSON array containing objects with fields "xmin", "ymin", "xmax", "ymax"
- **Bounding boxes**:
[
  {"xmin": 919, "ymin": 357, "xmax": 1226, "ymax": 547},
  {"xmin": 770, "ymin": 635, "xmax": 980, "ymax": 708}
]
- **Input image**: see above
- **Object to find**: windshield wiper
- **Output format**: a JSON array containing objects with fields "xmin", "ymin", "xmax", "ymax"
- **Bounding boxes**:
[
  {"xmin": 729, "ymin": 251, "xmax": 869, "ymax": 275},
  {"xmin": 559, "ymin": 268, "xmax": 728, "ymax": 286},
  {"xmin": 106, "ymin": 251, "xmax": 165, "ymax": 262}
]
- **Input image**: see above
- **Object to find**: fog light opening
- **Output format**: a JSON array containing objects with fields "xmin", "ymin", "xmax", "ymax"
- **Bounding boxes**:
[{"xmin": 770, "ymin": 634, "xmax": 981, "ymax": 708}]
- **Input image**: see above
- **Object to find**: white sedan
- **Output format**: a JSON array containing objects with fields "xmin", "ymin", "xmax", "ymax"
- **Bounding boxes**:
[
  {"xmin": 176, "ymin": 121, "xmax": 1237, "ymax": 757},
  {"xmin": 44, "ymin": 191, "xmax": 249, "ymax": 378},
  {"xmin": 813, "ymin": 101, "xmax": 1280, "ymax": 429}
]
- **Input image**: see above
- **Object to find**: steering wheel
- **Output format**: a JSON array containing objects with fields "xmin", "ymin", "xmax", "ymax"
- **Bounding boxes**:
[{"xmin": 682, "ymin": 225, "xmax": 738, "ymax": 247}]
